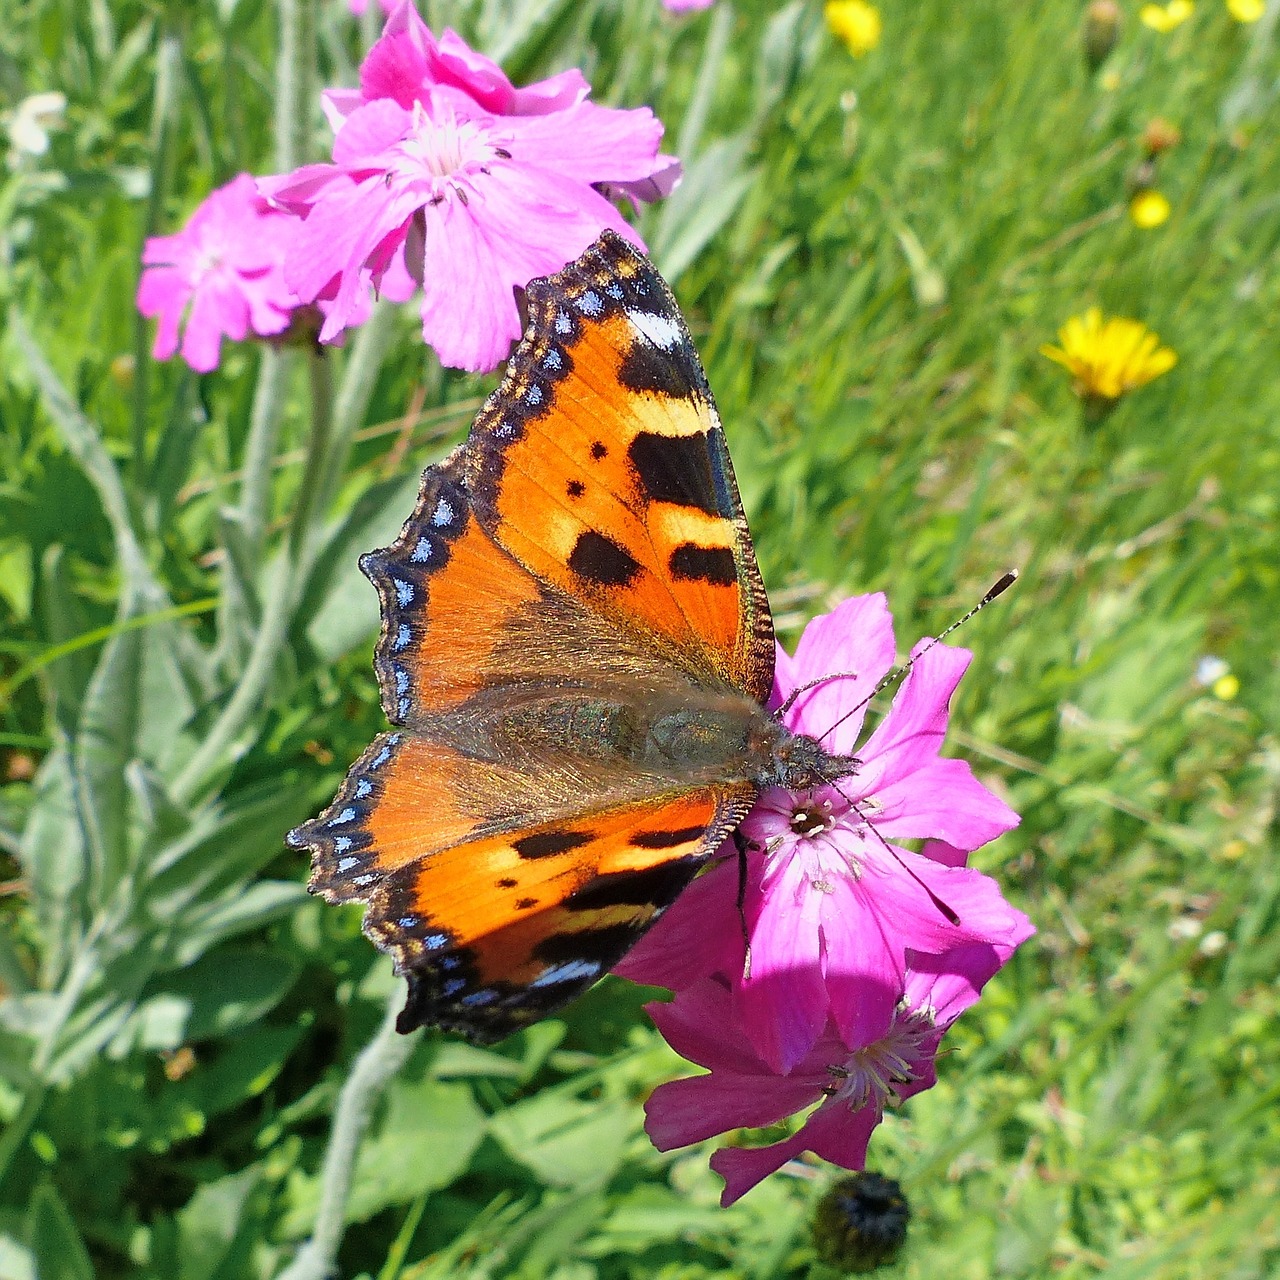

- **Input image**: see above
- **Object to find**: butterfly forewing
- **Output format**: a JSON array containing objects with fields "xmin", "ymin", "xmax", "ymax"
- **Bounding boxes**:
[{"xmin": 466, "ymin": 232, "xmax": 775, "ymax": 705}]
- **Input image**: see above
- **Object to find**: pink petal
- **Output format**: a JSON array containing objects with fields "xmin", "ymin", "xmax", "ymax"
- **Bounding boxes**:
[
  {"xmin": 814, "ymin": 872, "xmax": 904, "ymax": 1048},
  {"xmin": 136, "ymin": 266, "xmax": 187, "ymax": 359},
  {"xmin": 710, "ymin": 1102, "xmax": 878, "ymax": 1206},
  {"xmin": 644, "ymin": 1070, "xmax": 821, "ymax": 1151},
  {"xmin": 320, "ymin": 88, "xmax": 364, "ymax": 135},
  {"xmin": 737, "ymin": 850, "xmax": 830, "ymax": 1073},
  {"xmin": 785, "ymin": 594, "xmax": 897, "ymax": 753},
  {"xmin": 873, "ymin": 756, "xmax": 1019, "ymax": 850},
  {"xmin": 506, "ymin": 102, "xmax": 667, "ymax": 185},
  {"xmin": 360, "ymin": 2, "xmax": 436, "ymax": 109},
  {"xmin": 856, "ymin": 642, "xmax": 971, "ymax": 794},
  {"xmin": 644, "ymin": 981, "xmax": 764, "ymax": 1076},
  {"xmin": 613, "ymin": 853, "xmax": 741, "ymax": 990},
  {"xmin": 178, "ymin": 275, "xmax": 240, "ymax": 372},
  {"xmin": 332, "ymin": 98, "xmax": 413, "ymax": 166},
  {"xmin": 709, "ymin": 1129, "xmax": 812, "ymax": 1206}
]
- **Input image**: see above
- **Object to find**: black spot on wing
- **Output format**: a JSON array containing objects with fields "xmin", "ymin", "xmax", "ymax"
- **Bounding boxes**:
[
  {"xmin": 496, "ymin": 877, "xmax": 518, "ymax": 889},
  {"xmin": 566, "ymin": 479, "xmax": 585, "ymax": 498},
  {"xmin": 565, "ymin": 857, "xmax": 702, "ymax": 911},
  {"xmin": 628, "ymin": 431, "xmax": 726, "ymax": 517},
  {"xmin": 514, "ymin": 829, "xmax": 593, "ymax": 860},
  {"xmin": 669, "ymin": 543, "xmax": 737, "ymax": 587},
  {"xmin": 568, "ymin": 531, "xmax": 642, "ymax": 587},
  {"xmin": 617, "ymin": 339, "xmax": 699, "ymax": 400},
  {"xmin": 533, "ymin": 921, "xmax": 640, "ymax": 966},
  {"xmin": 516, "ymin": 897, "xmax": 538, "ymax": 910},
  {"xmin": 631, "ymin": 824, "xmax": 707, "ymax": 849},
  {"xmin": 590, "ymin": 440, "xmax": 608, "ymax": 460}
]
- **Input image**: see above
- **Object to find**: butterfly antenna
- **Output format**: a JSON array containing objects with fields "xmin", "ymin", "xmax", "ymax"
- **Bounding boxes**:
[
  {"xmin": 829, "ymin": 782, "xmax": 962, "ymax": 927},
  {"xmin": 777, "ymin": 671, "xmax": 861, "ymax": 717},
  {"xmin": 819, "ymin": 571, "xmax": 1018, "ymax": 748}
]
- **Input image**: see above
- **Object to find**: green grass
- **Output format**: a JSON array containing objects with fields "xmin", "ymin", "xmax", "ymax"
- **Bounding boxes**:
[{"xmin": 1, "ymin": 1, "xmax": 1278, "ymax": 1277}]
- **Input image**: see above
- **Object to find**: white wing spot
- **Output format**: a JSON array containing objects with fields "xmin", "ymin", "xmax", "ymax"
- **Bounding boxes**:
[
  {"xmin": 577, "ymin": 290, "xmax": 603, "ymax": 316},
  {"xmin": 431, "ymin": 497, "xmax": 454, "ymax": 527},
  {"xmin": 628, "ymin": 308, "xmax": 682, "ymax": 350},
  {"xmin": 530, "ymin": 959, "xmax": 602, "ymax": 988}
]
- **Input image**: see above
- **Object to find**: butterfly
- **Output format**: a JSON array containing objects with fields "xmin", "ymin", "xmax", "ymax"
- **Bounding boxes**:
[{"xmin": 287, "ymin": 230, "xmax": 860, "ymax": 1043}]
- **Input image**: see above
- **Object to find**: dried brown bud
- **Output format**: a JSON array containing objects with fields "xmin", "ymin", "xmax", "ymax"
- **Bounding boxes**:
[
  {"xmin": 1142, "ymin": 116, "xmax": 1182, "ymax": 157},
  {"xmin": 1083, "ymin": 0, "xmax": 1122, "ymax": 71}
]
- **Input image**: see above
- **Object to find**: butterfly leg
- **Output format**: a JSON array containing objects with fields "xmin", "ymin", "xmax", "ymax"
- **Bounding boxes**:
[{"xmin": 731, "ymin": 828, "xmax": 763, "ymax": 981}]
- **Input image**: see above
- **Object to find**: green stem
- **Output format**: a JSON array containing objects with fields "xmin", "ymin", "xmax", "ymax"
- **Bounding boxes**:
[
  {"xmin": 275, "ymin": 0, "xmax": 302, "ymax": 172},
  {"xmin": 131, "ymin": 29, "xmax": 182, "ymax": 498},
  {"xmin": 238, "ymin": 346, "xmax": 290, "ymax": 563},
  {"xmin": 170, "ymin": 349, "xmax": 333, "ymax": 805},
  {"xmin": 275, "ymin": 988, "xmax": 416, "ymax": 1280},
  {"xmin": 315, "ymin": 300, "xmax": 397, "ymax": 515}
]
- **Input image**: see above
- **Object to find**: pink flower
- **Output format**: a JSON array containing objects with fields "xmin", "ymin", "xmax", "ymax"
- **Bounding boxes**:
[
  {"xmin": 663, "ymin": 0, "xmax": 717, "ymax": 9},
  {"xmin": 347, "ymin": 0, "xmax": 395, "ymax": 14},
  {"xmin": 136, "ymin": 174, "xmax": 302, "ymax": 373},
  {"xmin": 645, "ymin": 937, "xmax": 1029, "ymax": 1206},
  {"xmin": 618, "ymin": 594, "xmax": 1025, "ymax": 1075},
  {"xmin": 262, "ymin": 5, "xmax": 680, "ymax": 372}
]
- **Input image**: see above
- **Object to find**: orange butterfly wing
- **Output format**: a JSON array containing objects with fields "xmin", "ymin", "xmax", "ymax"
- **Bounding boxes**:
[
  {"xmin": 289, "ymin": 232, "xmax": 774, "ymax": 1042},
  {"xmin": 465, "ymin": 233, "xmax": 774, "ymax": 705}
]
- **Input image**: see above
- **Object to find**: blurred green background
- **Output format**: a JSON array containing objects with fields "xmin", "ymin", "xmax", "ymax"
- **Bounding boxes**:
[{"xmin": 1, "ymin": 0, "xmax": 1278, "ymax": 1276}]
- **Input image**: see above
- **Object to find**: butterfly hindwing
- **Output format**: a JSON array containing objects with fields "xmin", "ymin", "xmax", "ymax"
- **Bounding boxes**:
[
  {"xmin": 377, "ymin": 787, "xmax": 754, "ymax": 1040},
  {"xmin": 465, "ymin": 231, "xmax": 775, "ymax": 705}
]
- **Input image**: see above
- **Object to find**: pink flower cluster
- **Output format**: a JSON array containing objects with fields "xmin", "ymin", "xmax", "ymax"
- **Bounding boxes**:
[
  {"xmin": 137, "ymin": 2, "xmax": 677, "ymax": 374},
  {"xmin": 616, "ymin": 595, "xmax": 1033, "ymax": 1205}
]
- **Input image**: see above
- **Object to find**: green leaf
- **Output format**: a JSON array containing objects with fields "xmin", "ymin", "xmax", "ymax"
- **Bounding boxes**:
[
  {"xmin": 26, "ymin": 1183, "xmax": 92, "ymax": 1280},
  {"xmin": 650, "ymin": 136, "xmax": 758, "ymax": 286},
  {"xmin": 173, "ymin": 1165, "xmax": 263, "ymax": 1280},
  {"xmin": 282, "ymin": 1076, "xmax": 485, "ymax": 1235},
  {"xmin": 171, "ymin": 881, "xmax": 308, "ymax": 966},
  {"xmin": 299, "ymin": 469, "xmax": 426, "ymax": 664},
  {"xmin": 36, "ymin": 546, "xmax": 96, "ymax": 738},
  {"xmin": 156, "ymin": 946, "xmax": 300, "ymax": 1043},
  {"xmin": 18, "ymin": 748, "xmax": 88, "ymax": 988},
  {"xmin": 488, "ymin": 1091, "xmax": 635, "ymax": 1190}
]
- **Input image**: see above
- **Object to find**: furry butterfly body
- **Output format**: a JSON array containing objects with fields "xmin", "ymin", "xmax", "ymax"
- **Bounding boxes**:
[{"xmin": 288, "ymin": 232, "xmax": 857, "ymax": 1042}]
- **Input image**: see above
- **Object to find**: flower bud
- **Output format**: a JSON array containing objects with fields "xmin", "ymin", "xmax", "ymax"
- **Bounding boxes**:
[
  {"xmin": 1141, "ymin": 116, "xmax": 1181, "ymax": 157},
  {"xmin": 1083, "ymin": 0, "xmax": 1122, "ymax": 71},
  {"xmin": 812, "ymin": 1172, "xmax": 910, "ymax": 1273}
]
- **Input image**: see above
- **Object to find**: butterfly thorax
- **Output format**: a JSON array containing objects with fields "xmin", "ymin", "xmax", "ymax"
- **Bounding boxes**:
[{"xmin": 441, "ymin": 682, "xmax": 857, "ymax": 794}]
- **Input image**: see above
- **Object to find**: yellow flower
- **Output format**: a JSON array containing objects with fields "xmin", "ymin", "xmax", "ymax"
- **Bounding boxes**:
[
  {"xmin": 1227, "ymin": 0, "xmax": 1264, "ymax": 20},
  {"xmin": 1213, "ymin": 673, "xmax": 1240, "ymax": 700},
  {"xmin": 1041, "ymin": 309, "xmax": 1177, "ymax": 403},
  {"xmin": 826, "ymin": 0, "xmax": 882, "ymax": 57},
  {"xmin": 1129, "ymin": 189, "xmax": 1172, "ymax": 227},
  {"xmin": 1140, "ymin": 0, "xmax": 1194, "ymax": 31}
]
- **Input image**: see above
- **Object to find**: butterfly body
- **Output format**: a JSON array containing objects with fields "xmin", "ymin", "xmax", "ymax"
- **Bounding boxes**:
[{"xmin": 289, "ymin": 231, "xmax": 855, "ymax": 1043}]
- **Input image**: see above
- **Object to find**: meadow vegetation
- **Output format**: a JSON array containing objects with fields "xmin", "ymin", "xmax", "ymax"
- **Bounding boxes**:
[{"xmin": 0, "ymin": 1, "xmax": 1277, "ymax": 1276}]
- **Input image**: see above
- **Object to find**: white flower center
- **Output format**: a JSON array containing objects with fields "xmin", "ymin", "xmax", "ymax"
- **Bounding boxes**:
[
  {"xmin": 824, "ymin": 1002, "xmax": 935, "ymax": 1111},
  {"xmin": 393, "ymin": 104, "xmax": 510, "ymax": 203}
]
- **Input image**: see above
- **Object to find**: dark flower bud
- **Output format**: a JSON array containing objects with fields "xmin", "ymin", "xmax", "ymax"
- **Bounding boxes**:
[
  {"xmin": 1083, "ymin": 0, "xmax": 1122, "ymax": 71},
  {"xmin": 812, "ymin": 1172, "xmax": 910, "ymax": 1273}
]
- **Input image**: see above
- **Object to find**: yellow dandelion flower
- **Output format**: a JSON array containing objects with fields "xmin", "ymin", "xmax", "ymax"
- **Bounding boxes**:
[
  {"xmin": 826, "ymin": 0, "xmax": 882, "ymax": 57},
  {"xmin": 1213, "ymin": 673, "xmax": 1240, "ymax": 700},
  {"xmin": 1040, "ymin": 308, "xmax": 1177, "ymax": 403},
  {"xmin": 1140, "ymin": 0, "xmax": 1194, "ymax": 31},
  {"xmin": 1130, "ymin": 190, "xmax": 1172, "ymax": 227},
  {"xmin": 1227, "ymin": 0, "xmax": 1264, "ymax": 20}
]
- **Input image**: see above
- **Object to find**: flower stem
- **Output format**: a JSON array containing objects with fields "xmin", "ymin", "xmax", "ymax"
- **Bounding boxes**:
[
  {"xmin": 316, "ymin": 300, "xmax": 397, "ymax": 515},
  {"xmin": 170, "ymin": 348, "xmax": 332, "ymax": 805},
  {"xmin": 274, "ymin": 988, "xmax": 415, "ymax": 1280},
  {"xmin": 275, "ymin": 0, "xmax": 302, "ymax": 172},
  {"xmin": 238, "ymin": 345, "xmax": 290, "ymax": 563}
]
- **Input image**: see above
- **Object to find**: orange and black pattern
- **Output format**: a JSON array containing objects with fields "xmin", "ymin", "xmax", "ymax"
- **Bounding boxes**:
[{"xmin": 288, "ymin": 231, "xmax": 776, "ymax": 1043}]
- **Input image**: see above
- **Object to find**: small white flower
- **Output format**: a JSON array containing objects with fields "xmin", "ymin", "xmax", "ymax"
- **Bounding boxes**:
[{"xmin": 6, "ymin": 91, "xmax": 67, "ymax": 166}]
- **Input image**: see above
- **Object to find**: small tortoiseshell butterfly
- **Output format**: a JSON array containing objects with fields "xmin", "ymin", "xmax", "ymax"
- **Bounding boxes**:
[{"xmin": 288, "ymin": 231, "xmax": 860, "ymax": 1043}]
